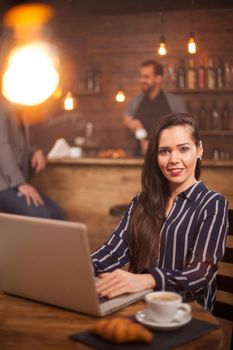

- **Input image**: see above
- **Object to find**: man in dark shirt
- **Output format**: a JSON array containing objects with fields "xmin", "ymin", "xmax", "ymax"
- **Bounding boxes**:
[{"xmin": 124, "ymin": 60, "xmax": 186, "ymax": 156}]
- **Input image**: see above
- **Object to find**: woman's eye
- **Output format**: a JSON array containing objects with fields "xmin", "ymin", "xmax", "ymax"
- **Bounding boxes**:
[
  {"xmin": 158, "ymin": 149, "xmax": 169, "ymax": 155},
  {"xmin": 180, "ymin": 146, "xmax": 190, "ymax": 153}
]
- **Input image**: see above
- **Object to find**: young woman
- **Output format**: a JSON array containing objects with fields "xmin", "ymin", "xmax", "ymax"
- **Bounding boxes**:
[{"xmin": 92, "ymin": 113, "xmax": 228, "ymax": 311}]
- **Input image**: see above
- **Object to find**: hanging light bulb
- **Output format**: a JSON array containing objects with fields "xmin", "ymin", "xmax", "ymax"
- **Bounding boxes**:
[
  {"xmin": 157, "ymin": 12, "xmax": 167, "ymax": 56},
  {"xmin": 188, "ymin": 0, "xmax": 197, "ymax": 54},
  {"xmin": 2, "ymin": 42, "xmax": 60, "ymax": 106},
  {"xmin": 2, "ymin": 4, "xmax": 59, "ymax": 106},
  {"xmin": 158, "ymin": 35, "xmax": 167, "ymax": 56},
  {"xmin": 115, "ymin": 88, "xmax": 125, "ymax": 103},
  {"xmin": 63, "ymin": 91, "xmax": 77, "ymax": 110},
  {"xmin": 188, "ymin": 32, "xmax": 197, "ymax": 54}
]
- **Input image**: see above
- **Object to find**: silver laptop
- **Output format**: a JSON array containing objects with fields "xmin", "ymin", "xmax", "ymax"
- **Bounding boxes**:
[{"xmin": 0, "ymin": 213, "xmax": 152, "ymax": 316}]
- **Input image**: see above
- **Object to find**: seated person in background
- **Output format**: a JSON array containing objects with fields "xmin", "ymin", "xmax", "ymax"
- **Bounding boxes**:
[
  {"xmin": 0, "ymin": 100, "xmax": 64, "ymax": 220},
  {"xmin": 92, "ymin": 113, "xmax": 228, "ymax": 311},
  {"xmin": 124, "ymin": 60, "xmax": 186, "ymax": 156}
]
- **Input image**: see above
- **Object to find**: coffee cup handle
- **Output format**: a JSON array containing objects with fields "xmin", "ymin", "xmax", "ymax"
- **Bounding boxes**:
[{"xmin": 178, "ymin": 303, "xmax": 191, "ymax": 314}]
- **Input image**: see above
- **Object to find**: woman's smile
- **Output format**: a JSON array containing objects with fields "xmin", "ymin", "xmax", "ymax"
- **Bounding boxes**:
[{"xmin": 167, "ymin": 168, "xmax": 184, "ymax": 177}]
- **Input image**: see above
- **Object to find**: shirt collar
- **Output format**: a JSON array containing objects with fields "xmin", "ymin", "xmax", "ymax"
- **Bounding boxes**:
[{"xmin": 178, "ymin": 181, "xmax": 204, "ymax": 201}]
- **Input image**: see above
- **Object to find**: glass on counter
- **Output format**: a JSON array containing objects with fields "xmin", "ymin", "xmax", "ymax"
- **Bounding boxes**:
[{"xmin": 77, "ymin": 122, "xmax": 101, "ymax": 157}]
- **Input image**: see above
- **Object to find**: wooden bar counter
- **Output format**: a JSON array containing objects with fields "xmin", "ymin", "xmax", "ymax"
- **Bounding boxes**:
[{"xmin": 31, "ymin": 157, "xmax": 233, "ymax": 251}]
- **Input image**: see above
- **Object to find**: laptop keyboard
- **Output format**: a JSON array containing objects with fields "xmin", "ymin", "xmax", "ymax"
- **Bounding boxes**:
[{"xmin": 98, "ymin": 296, "xmax": 110, "ymax": 304}]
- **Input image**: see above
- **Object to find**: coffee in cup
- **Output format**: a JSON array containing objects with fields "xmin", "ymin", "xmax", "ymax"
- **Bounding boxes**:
[{"xmin": 145, "ymin": 291, "xmax": 191, "ymax": 324}]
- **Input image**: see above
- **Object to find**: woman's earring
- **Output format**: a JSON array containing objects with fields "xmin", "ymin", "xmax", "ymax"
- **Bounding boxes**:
[{"xmin": 199, "ymin": 156, "xmax": 202, "ymax": 160}]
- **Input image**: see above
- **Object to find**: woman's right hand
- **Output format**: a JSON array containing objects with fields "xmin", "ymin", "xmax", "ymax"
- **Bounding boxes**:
[{"xmin": 96, "ymin": 269, "xmax": 156, "ymax": 298}]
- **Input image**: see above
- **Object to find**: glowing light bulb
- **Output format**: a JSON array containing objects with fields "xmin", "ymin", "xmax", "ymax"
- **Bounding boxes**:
[
  {"xmin": 188, "ymin": 35, "xmax": 197, "ymax": 54},
  {"xmin": 2, "ymin": 42, "xmax": 59, "ymax": 106},
  {"xmin": 115, "ymin": 89, "xmax": 125, "ymax": 103},
  {"xmin": 158, "ymin": 42, "xmax": 167, "ymax": 56},
  {"xmin": 63, "ymin": 91, "xmax": 76, "ymax": 110},
  {"xmin": 158, "ymin": 35, "xmax": 167, "ymax": 56}
]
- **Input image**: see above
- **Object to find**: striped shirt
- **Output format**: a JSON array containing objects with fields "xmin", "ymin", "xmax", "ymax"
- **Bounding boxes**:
[{"xmin": 91, "ymin": 181, "xmax": 228, "ymax": 311}]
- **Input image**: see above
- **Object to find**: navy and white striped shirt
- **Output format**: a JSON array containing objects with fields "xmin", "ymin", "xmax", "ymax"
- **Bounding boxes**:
[{"xmin": 91, "ymin": 181, "xmax": 228, "ymax": 311}]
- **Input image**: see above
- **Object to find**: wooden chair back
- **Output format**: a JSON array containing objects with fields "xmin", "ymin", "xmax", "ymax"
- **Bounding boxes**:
[{"xmin": 213, "ymin": 209, "xmax": 233, "ymax": 322}]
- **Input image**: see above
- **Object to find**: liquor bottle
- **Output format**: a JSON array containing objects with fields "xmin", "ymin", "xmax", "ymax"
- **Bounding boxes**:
[
  {"xmin": 216, "ymin": 58, "xmax": 224, "ymax": 89},
  {"xmin": 213, "ymin": 148, "xmax": 220, "ymax": 160},
  {"xmin": 197, "ymin": 58, "xmax": 206, "ymax": 89},
  {"xmin": 186, "ymin": 59, "xmax": 197, "ymax": 89},
  {"xmin": 94, "ymin": 69, "xmax": 101, "ymax": 91},
  {"xmin": 185, "ymin": 99, "xmax": 193, "ymax": 116},
  {"xmin": 163, "ymin": 65, "xmax": 169, "ymax": 89},
  {"xmin": 168, "ymin": 63, "xmax": 177, "ymax": 89},
  {"xmin": 83, "ymin": 122, "xmax": 99, "ymax": 156},
  {"xmin": 198, "ymin": 99, "xmax": 208, "ymax": 130},
  {"xmin": 220, "ymin": 150, "xmax": 225, "ymax": 160},
  {"xmin": 176, "ymin": 59, "xmax": 186, "ymax": 89},
  {"xmin": 86, "ymin": 68, "xmax": 95, "ymax": 91},
  {"xmin": 224, "ymin": 62, "xmax": 232, "ymax": 89},
  {"xmin": 210, "ymin": 99, "xmax": 221, "ymax": 130},
  {"xmin": 206, "ymin": 59, "xmax": 216, "ymax": 89},
  {"xmin": 222, "ymin": 100, "xmax": 231, "ymax": 130}
]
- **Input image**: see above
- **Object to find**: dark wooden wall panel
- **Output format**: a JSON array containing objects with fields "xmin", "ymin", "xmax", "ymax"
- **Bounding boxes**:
[{"xmin": 30, "ymin": 9, "xmax": 233, "ymax": 158}]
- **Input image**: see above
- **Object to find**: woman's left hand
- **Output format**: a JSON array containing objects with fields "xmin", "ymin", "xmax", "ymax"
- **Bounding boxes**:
[{"xmin": 96, "ymin": 269, "xmax": 156, "ymax": 298}]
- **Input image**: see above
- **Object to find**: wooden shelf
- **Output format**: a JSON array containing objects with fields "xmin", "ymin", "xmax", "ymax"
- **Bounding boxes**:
[
  {"xmin": 200, "ymin": 130, "xmax": 233, "ymax": 136},
  {"xmin": 167, "ymin": 89, "xmax": 233, "ymax": 94}
]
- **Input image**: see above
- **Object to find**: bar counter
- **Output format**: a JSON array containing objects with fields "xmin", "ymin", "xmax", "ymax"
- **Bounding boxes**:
[
  {"xmin": 31, "ymin": 157, "xmax": 233, "ymax": 251},
  {"xmin": 46, "ymin": 157, "xmax": 233, "ymax": 168}
]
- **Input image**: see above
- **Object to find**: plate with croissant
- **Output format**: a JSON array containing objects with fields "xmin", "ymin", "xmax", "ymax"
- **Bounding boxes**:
[{"xmin": 89, "ymin": 317, "xmax": 153, "ymax": 344}]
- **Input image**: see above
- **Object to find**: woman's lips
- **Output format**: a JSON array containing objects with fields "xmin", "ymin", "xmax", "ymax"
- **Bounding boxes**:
[{"xmin": 168, "ymin": 168, "xmax": 184, "ymax": 177}]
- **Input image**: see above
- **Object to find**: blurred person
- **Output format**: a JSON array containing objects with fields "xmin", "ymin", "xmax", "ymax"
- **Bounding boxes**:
[
  {"xmin": 0, "ymin": 99, "xmax": 64, "ymax": 220},
  {"xmin": 93, "ymin": 113, "xmax": 228, "ymax": 311},
  {"xmin": 124, "ymin": 60, "xmax": 186, "ymax": 156}
]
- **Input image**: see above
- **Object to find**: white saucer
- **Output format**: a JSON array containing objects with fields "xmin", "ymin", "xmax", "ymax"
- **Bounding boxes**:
[{"xmin": 135, "ymin": 308, "xmax": 192, "ymax": 331}]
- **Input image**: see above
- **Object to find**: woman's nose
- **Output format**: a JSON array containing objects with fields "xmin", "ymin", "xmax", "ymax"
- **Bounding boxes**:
[{"xmin": 169, "ymin": 151, "xmax": 180, "ymax": 164}]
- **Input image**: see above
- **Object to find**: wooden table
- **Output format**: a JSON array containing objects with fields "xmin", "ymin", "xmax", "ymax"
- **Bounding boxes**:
[{"xmin": 0, "ymin": 293, "xmax": 223, "ymax": 350}]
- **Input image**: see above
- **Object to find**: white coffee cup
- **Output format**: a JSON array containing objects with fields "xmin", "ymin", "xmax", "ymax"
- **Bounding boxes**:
[
  {"xmin": 70, "ymin": 147, "xmax": 82, "ymax": 158},
  {"xmin": 145, "ymin": 291, "xmax": 191, "ymax": 324}
]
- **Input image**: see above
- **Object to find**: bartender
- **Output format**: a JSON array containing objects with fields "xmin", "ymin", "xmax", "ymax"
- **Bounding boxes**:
[{"xmin": 124, "ymin": 60, "xmax": 186, "ymax": 156}]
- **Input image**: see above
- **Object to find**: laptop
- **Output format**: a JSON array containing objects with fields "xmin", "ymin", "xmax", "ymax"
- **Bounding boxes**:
[{"xmin": 0, "ymin": 213, "xmax": 152, "ymax": 316}]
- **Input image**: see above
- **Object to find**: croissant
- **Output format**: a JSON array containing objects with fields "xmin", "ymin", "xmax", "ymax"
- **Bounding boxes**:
[{"xmin": 90, "ymin": 317, "xmax": 153, "ymax": 344}]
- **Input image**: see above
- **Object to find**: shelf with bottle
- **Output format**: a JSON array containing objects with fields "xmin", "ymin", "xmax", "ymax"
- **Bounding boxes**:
[
  {"xmin": 211, "ymin": 148, "xmax": 231, "ymax": 160},
  {"xmin": 186, "ymin": 98, "xmax": 232, "ymax": 132},
  {"xmin": 167, "ymin": 88, "xmax": 233, "ymax": 94},
  {"xmin": 163, "ymin": 57, "xmax": 233, "ymax": 92}
]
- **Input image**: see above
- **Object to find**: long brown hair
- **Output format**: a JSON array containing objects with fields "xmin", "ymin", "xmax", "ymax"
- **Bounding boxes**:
[{"xmin": 128, "ymin": 113, "xmax": 202, "ymax": 273}]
